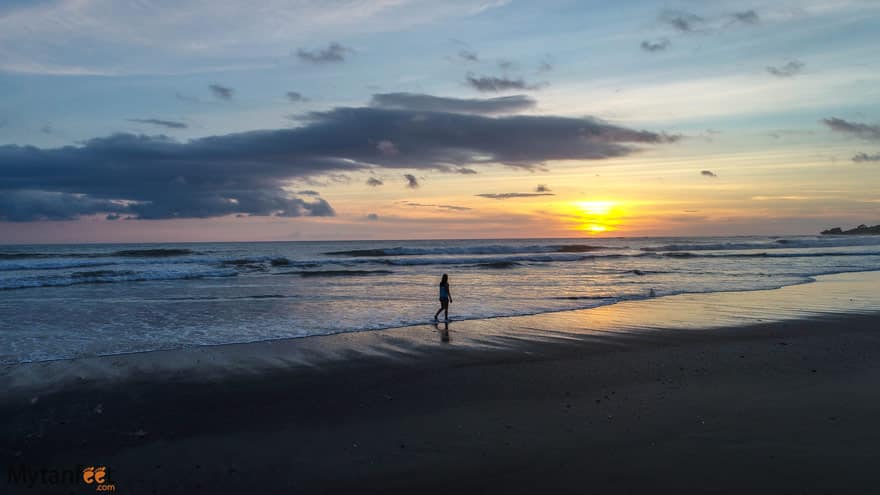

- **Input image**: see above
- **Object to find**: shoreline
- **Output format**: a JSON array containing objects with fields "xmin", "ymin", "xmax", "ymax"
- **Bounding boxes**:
[
  {"xmin": 4, "ymin": 271, "xmax": 880, "ymax": 493},
  {"xmin": 3, "ymin": 270, "xmax": 880, "ymax": 399}
]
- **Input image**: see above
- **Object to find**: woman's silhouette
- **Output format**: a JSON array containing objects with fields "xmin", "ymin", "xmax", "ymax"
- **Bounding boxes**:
[{"xmin": 434, "ymin": 273, "xmax": 452, "ymax": 322}]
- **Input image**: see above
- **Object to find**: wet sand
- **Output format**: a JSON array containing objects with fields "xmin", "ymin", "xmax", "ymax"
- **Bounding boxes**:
[{"xmin": 3, "ymin": 271, "xmax": 880, "ymax": 494}]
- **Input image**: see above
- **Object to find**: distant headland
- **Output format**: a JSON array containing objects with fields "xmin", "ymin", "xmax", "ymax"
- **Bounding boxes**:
[{"xmin": 821, "ymin": 224, "xmax": 880, "ymax": 235}]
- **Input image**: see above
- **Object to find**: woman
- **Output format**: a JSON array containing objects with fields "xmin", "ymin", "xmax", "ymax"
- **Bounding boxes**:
[{"xmin": 434, "ymin": 273, "xmax": 452, "ymax": 322}]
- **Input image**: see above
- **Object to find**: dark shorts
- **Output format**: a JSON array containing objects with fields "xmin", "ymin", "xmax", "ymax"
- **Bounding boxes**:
[{"xmin": 439, "ymin": 298, "xmax": 449, "ymax": 308}]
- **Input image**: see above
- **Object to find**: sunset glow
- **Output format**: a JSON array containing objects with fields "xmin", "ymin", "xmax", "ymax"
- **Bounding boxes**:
[{"xmin": 0, "ymin": 2, "xmax": 878, "ymax": 243}]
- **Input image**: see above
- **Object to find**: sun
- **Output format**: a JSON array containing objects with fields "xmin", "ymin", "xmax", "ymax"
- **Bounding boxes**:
[
  {"xmin": 574, "ymin": 201, "xmax": 614, "ymax": 216},
  {"xmin": 569, "ymin": 200, "xmax": 622, "ymax": 234}
]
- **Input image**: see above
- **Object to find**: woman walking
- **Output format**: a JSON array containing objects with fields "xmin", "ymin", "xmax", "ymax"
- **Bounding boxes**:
[{"xmin": 434, "ymin": 273, "xmax": 452, "ymax": 322}]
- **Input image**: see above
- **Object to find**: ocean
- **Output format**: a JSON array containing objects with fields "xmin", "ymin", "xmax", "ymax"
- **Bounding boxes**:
[{"xmin": 2, "ymin": 235, "xmax": 880, "ymax": 364}]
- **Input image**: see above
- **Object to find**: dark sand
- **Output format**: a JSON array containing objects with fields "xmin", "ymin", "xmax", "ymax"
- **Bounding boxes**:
[{"xmin": 3, "ymin": 272, "xmax": 880, "ymax": 494}]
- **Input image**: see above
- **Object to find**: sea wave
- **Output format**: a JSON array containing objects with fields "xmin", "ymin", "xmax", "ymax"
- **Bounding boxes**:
[
  {"xmin": 275, "ymin": 269, "xmax": 394, "ymax": 277},
  {"xmin": 0, "ymin": 267, "xmax": 237, "ymax": 290},
  {"xmin": 0, "ymin": 247, "xmax": 199, "ymax": 260},
  {"xmin": 466, "ymin": 261, "xmax": 521, "ymax": 269},
  {"xmin": 0, "ymin": 260, "xmax": 118, "ymax": 272},
  {"xmin": 657, "ymin": 251, "xmax": 880, "ymax": 259},
  {"xmin": 111, "ymin": 248, "xmax": 197, "ymax": 257},
  {"xmin": 323, "ymin": 244, "xmax": 609, "ymax": 257},
  {"xmin": 642, "ymin": 236, "xmax": 880, "ymax": 252}
]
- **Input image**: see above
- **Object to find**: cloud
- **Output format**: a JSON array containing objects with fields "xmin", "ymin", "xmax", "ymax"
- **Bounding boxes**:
[
  {"xmin": 0, "ymin": 102, "xmax": 674, "ymax": 221},
  {"xmin": 404, "ymin": 174, "xmax": 420, "ymax": 188},
  {"xmin": 853, "ymin": 152, "xmax": 880, "ymax": 162},
  {"xmin": 297, "ymin": 42, "xmax": 350, "ymax": 63},
  {"xmin": 732, "ymin": 10, "xmax": 760, "ymax": 24},
  {"xmin": 537, "ymin": 60, "xmax": 553, "ymax": 72},
  {"xmin": 366, "ymin": 177, "xmax": 384, "ymax": 187},
  {"xmin": 766, "ymin": 60, "xmax": 805, "ymax": 77},
  {"xmin": 535, "ymin": 184, "xmax": 551, "ymax": 192},
  {"xmin": 465, "ymin": 74, "xmax": 543, "ymax": 92},
  {"xmin": 370, "ymin": 92, "xmax": 535, "ymax": 114},
  {"xmin": 128, "ymin": 118, "xmax": 188, "ymax": 129},
  {"xmin": 175, "ymin": 92, "xmax": 201, "ymax": 104},
  {"xmin": 376, "ymin": 140, "xmax": 398, "ymax": 156},
  {"xmin": 823, "ymin": 117, "xmax": 880, "ymax": 141},
  {"xmin": 701, "ymin": 170, "xmax": 717, "ymax": 177},
  {"xmin": 297, "ymin": 190, "xmax": 320, "ymax": 196},
  {"xmin": 660, "ymin": 10, "xmax": 705, "ymax": 33},
  {"xmin": 0, "ymin": 2, "xmax": 512, "ymax": 76},
  {"xmin": 458, "ymin": 49, "xmax": 479, "ymax": 62},
  {"xmin": 751, "ymin": 195, "xmax": 809, "ymax": 201},
  {"xmin": 40, "ymin": 124, "xmax": 53, "ymax": 134},
  {"xmin": 366, "ymin": 213, "xmax": 379, "ymax": 221},
  {"xmin": 497, "ymin": 59, "xmax": 516, "ymax": 70},
  {"xmin": 286, "ymin": 91, "xmax": 307, "ymax": 102},
  {"xmin": 209, "ymin": 84, "xmax": 233, "ymax": 100},
  {"xmin": 402, "ymin": 202, "xmax": 471, "ymax": 211},
  {"xmin": 640, "ymin": 39, "xmax": 670, "ymax": 53},
  {"xmin": 476, "ymin": 192, "xmax": 555, "ymax": 199},
  {"xmin": 453, "ymin": 167, "xmax": 477, "ymax": 174}
]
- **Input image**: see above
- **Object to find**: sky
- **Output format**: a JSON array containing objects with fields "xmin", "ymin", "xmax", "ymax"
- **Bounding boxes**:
[{"xmin": 1, "ymin": 0, "xmax": 879, "ymax": 243}]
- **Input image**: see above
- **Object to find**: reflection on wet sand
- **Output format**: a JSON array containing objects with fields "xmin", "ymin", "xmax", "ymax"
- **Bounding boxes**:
[{"xmin": 434, "ymin": 321, "xmax": 450, "ymax": 343}]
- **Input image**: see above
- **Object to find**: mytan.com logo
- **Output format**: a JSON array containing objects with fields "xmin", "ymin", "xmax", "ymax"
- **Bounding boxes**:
[
  {"xmin": 4, "ymin": 464, "xmax": 117, "ymax": 492},
  {"xmin": 82, "ymin": 466, "xmax": 116, "ymax": 492}
]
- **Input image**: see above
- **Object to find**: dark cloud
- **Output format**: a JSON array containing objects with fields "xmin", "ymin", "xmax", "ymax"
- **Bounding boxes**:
[
  {"xmin": 535, "ymin": 184, "xmax": 551, "ymax": 192},
  {"xmin": 660, "ymin": 10, "xmax": 705, "ymax": 33},
  {"xmin": 732, "ymin": 10, "xmax": 760, "ymax": 24},
  {"xmin": 209, "ymin": 84, "xmax": 233, "ymax": 100},
  {"xmin": 366, "ymin": 213, "xmax": 380, "ymax": 221},
  {"xmin": 366, "ymin": 177, "xmax": 384, "ymax": 187},
  {"xmin": 453, "ymin": 167, "xmax": 477, "ymax": 174},
  {"xmin": 641, "ymin": 39, "xmax": 670, "ymax": 53},
  {"xmin": 286, "ymin": 91, "xmax": 307, "ymax": 103},
  {"xmin": 404, "ymin": 174, "xmax": 419, "ymax": 188},
  {"xmin": 371, "ymin": 92, "xmax": 536, "ymax": 115},
  {"xmin": 701, "ymin": 170, "xmax": 718, "ymax": 177},
  {"xmin": 296, "ymin": 190, "xmax": 320, "ymax": 196},
  {"xmin": 105, "ymin": 213, "xmax": 122, "ymax": 220},
  {"xmin": 128, "ymin": 118, "xmax": 188, "ymax": 129},
  {"xmin": 538, "ymin": 60, "xmax": 553, "ymax": 73},
  {"xmin": 458, "ymin": 49, "xmax": 479, "ymax": 62},
  {"xmin": 0, "ymin": 190, "xmax": 129, "ymax": 222},
  {"xmin": 465, "ymin": 74, "xmax": 543, "ymax": 92},
  {"xmin": 41, "ymin": 124, "xmax": 53, "ymax": 134},
  {"xmin": 853, "ymin": 152, "xmax": 880, "ymax": 162},
  {"xmin": 476, "ymin": 192, "xmax": 555, "ymax": 199},
  {"xmin": 0, "ymin": 103, "xmax": 674, "ymax": 221},
  {"xmin": 297, "ymin": 42, "xmax": 350, "ymax": 63},
  {"xmin": 823, "ymin": 117, "xmax": 880, "ymax": 141},
  {"xmin": 766, "ymin": 60, "xmax": 804, "ymax": 77}
]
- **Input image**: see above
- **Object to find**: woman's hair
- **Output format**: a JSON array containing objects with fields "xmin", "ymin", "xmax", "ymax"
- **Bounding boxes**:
[{"xmin": 440, "ymin": 273, "xmax": 448, "ymax": 284}]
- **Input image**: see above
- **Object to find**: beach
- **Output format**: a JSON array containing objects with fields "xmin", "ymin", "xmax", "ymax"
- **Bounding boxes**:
[{"xmin": 3, "ymin": 271, "xmax": 880, "ymax": 494}]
